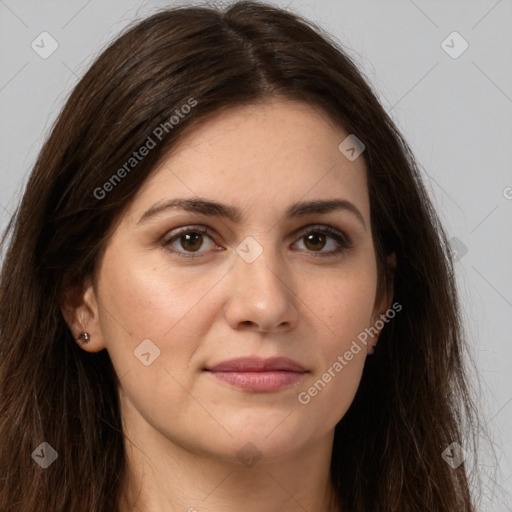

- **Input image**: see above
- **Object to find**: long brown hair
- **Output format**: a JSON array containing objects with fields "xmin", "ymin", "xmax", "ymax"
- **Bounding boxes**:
[{"xmin": 0, "ymin": 2, "xmax": 494, "ymax": 510}]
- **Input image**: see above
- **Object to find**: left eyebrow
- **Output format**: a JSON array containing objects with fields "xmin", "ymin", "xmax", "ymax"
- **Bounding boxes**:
[{"xmin": 137, "ymin": 197, "xmax": 366, "ymax": 230}]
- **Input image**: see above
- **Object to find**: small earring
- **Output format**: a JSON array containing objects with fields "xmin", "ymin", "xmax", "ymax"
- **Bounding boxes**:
[
  {"xmin": 368, "ymin": 333, "xmax": 381, "ymax": 355},
  {"xmin": 76, "ymin": 332, "xmax": 90, "ymax": 344}
]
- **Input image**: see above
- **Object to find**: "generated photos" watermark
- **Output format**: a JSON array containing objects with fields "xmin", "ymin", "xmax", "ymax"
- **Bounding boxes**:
[
  {"xmin": 93, "ymin": 97, "xmax": 197, "ymax": 200},
  {"xmin": 298, "ymin": 301, "xmax": 402, "ymax": 405}
]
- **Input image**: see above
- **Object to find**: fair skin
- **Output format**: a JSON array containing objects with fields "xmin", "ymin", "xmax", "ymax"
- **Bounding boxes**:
[{"xmin": 63, "ymin": 97, "xmax": 394, "ymax": 512}]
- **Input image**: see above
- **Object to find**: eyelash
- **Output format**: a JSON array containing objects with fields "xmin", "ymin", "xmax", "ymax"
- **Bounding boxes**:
[{"xmin": 161, "ymin": 224, "xmax": 352, "ymax": 260}]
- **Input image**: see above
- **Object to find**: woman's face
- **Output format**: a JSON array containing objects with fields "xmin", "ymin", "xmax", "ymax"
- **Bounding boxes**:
[{"xmin": 75, "ymin": 97, "xmax": 391, "ymax": 463}]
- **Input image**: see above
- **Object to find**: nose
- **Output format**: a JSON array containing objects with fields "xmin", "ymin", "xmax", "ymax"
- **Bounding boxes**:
[{"xmin": 224, "ymin": 243, "xmax": 300, "ymax": 334}]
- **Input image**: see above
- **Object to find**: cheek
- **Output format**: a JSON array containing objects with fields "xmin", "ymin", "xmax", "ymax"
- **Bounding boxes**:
[
  {"xmin": 296, "ymin": 351, "xmax": 365, "ymax": 434},
  {"xmin": 94, "ymin": 247, "xmax": 228, "ymax": 401},
  {"xmin": 97, "ymin": 246, "xmax": 223, "ymax": 341},
  {"xmin": 302, "ymin": 257, "xmax": 378, "ymax": 350},
  {"xmin": 292, "ymin": 258, "xmax": 377, "ymax": 424},
  {"xmin": 327, "ymin": 282, "xmax": 377, "ymax": 352},
  {"xmin": 95, "ymin": 250, "xmax": 224, "ymax": 438}
]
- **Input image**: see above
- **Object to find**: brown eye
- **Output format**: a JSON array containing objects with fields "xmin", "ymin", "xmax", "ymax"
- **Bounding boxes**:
[
  {"xmin": 179, "ymin": 232, "xmax": 204, "ymax": 252},
  {"xmin": 292, "ymin": 226, "xmax": 351, "ymax": 258},
  {"xmin": 303, "ymin": 232, "xmax": 327, "ymax": 252},
  {"xmin": 163, "ymin": 226, "xmax": 218, "ymax": 258}
]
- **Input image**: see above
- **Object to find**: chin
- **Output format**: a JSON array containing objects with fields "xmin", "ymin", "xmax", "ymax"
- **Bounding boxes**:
[{"xmin": 215, "ymin": 411, "xmax": 314, "ymax": 451}]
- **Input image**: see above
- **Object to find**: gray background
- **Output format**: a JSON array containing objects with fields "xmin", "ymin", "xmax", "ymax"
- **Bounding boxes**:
[{"xmin": 1, "ymin": 0, "xmax": 511, "ymax": 509}]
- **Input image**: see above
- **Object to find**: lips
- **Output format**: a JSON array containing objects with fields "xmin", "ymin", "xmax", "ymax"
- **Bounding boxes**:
[
  {"xmin": 205, "ymin": 356, "xmax": 307, "ymax": 373},
  {"xmin": 204, "ymin": 356, "xmax": 308, "ymax": 392}
]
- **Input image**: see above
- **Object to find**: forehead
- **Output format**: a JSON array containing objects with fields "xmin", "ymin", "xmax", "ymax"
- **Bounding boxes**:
[{"xmin": 125, "ymin": 98, "xmax": 369, "ymax": 225}]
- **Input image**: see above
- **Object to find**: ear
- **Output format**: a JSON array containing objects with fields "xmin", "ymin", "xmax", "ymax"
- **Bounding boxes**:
[
  {"xmin": 60, "ymin": 277, "xmax": 107, "ymax": 353},
  {"xmin": 370, "ymin": 251, "xmax": 397, "ymax": 339}
]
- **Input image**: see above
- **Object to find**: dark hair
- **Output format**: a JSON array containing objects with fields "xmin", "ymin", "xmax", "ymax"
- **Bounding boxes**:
[{"xmin": 0, "ymin": 1, "xmax": 494, "ymax": 510}]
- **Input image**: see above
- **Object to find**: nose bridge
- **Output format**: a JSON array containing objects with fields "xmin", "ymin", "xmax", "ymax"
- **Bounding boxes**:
[
  {"xmin": 239, "ymin": 230, "xmax": 289, "ymax": 282},
  {"xmin": 236, "ymin": 236, "xmax": 288, "ymax": 299},
  {"xmin": 225, "ymin": 235, "xmax": 299, "ymax": 332}
]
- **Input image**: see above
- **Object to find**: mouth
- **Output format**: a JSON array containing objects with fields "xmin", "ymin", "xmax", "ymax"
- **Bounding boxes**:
[{"xmin": 204, "ymin": 356, "xmax": 308, "ymax": 393}]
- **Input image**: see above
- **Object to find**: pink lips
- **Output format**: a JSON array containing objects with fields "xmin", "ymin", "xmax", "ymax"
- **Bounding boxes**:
[{"xmin": 205, "ymin": 356, "xmax": 308, "ymax": 392}]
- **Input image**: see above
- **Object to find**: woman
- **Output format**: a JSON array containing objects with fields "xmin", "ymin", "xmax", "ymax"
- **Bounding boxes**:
[{"xmin": 0, "ymin": 1, "xmax": 492, "ymax": 510}]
